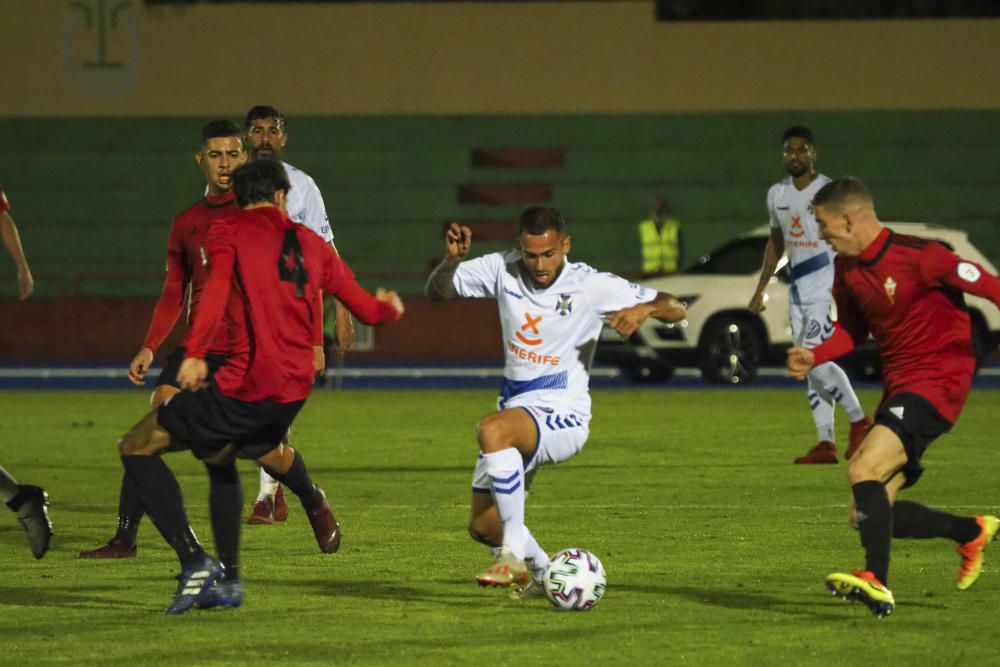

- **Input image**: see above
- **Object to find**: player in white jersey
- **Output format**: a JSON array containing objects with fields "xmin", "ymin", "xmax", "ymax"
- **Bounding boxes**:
[
  {"xmin": 427, "ymin": 207, "xmax": 686, "ymax": 593},
  {"xmin": 244, "ymin": 105, "xmax": 355, "ymax": 523},
  {"xmin": 749, "ymin": 126, "xmax": 871, "ymax": 464}
]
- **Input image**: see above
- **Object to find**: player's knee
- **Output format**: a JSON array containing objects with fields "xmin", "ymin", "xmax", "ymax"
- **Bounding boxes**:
[
  {"xmin": 257, "ymin": 444, "xmax": 294, "ymax": 474},
  {"xmin": 475, "ymin": 415, "xmax": 509, "ymax": 453}
]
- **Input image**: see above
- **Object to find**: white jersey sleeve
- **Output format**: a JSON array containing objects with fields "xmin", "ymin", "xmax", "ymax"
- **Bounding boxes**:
[
  {"xmin": 452, "ymin": 252, "xmax": 505, "ymax": 299},
  {"xmin": 284, "ymin": 161, "xmax": 334, "ymax": 244},
  {"xmin": 766, "ymin": 185, "xmax": 780, "ymax": 229},
  {"xmin": 584, "ymin": 271, "xmax": 657, "ymax": 316}
]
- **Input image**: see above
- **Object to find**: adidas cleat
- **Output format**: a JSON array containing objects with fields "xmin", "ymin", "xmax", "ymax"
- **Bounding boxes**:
[
  {"xmin": 165, "ymin": 554, "xmax": 222, "ymax": 615},
  {"xmin": 826, "ymin": 570, "xmax": 894, "ymax": 618},
  {"xmin": 477, "ymin": 548, "xmax": 530, "ymax": 588},
  {"xmin": 196, "ymin": 578, "xmax": 244, "ymax": 609},
  {"xmin": 957, "ymin": 515, "xmax": 1000, "ymax": 590}
]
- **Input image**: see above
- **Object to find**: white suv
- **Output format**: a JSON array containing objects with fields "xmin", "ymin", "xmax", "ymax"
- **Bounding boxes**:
[{"xmin": 598, "ymin": 223, "xmax": 1000, "ymax": 384}]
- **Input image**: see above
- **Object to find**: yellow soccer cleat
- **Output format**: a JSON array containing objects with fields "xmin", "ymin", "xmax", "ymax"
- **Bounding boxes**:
[
  {"xmin": 826, "ymin": 570, "xmax": 895, "ymax": 618},
  {"xmin": 477, "ymin": 548, "xmax": 530, "ymax": 588},
  {"xmin": 957, "ymin": 515, "xmax": 1000, "ymax": 591}
]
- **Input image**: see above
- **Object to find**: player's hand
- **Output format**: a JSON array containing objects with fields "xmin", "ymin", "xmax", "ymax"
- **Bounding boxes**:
[
  {"xmin": 748, "ymin": 290, "xmax": 766, "ymax": 314},
  {"xmin": 444, "ymin": 223, "xmax": 472, "ymax": 260},
  {"xmin": 375, "ymin": 288, "xmax": 405, "ymax": 317},
  {"xmin": 333, "ymin": 300, "xmax": 355, "ymax": 356},
  {"xmin": 17, "ymin": 266, "xmax": 33, "ymax": 300},
  {"xmin": 606, "ymin": 303, "xmax": 652, "ymax": 339},
  {"xmin": 313, "ymin": 345, "xmax": 326, "ymax": 377},
  {"xmin": 786, "ymin": 347, "xmax": 816, "ymax": 380},
  {"xmin": 177, "ymin": 357, "xmax": 209, "ymax": 391},
  {"xmin": 128, "ymin": 347, "xmax": 155, "ymax": 386}
]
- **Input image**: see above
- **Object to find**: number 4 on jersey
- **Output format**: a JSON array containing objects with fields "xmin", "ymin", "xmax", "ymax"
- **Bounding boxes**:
[{"xmin": 279, "ymin": 229, "xmax": 309, "ymax": 296}]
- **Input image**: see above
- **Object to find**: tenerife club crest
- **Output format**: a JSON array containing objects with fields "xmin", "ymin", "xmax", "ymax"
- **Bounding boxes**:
[{"xmin": 555, "ymin": 294, "xmax": 573, "ymax": 317}]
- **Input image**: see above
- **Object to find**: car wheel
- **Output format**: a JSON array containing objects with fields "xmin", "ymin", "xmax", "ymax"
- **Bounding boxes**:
[
  {"xmin": 621, "ymin": 358, "xmax": 674, "ymax": 384},
  {"xmin": 698, "ymin": 316, "xmax": 763, "ymax": 384}
]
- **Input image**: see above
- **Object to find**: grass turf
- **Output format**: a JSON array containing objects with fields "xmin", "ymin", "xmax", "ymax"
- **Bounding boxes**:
[{"xmin": 0, "ymin": 387, "xmax": 998, "ymax": 665}]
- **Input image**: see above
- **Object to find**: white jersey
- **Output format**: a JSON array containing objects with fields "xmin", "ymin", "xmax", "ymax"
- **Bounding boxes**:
[
  {"xmin": 453, "ymin": 250, "xmax": 656, "ymax": 417},
  {"xmin": 283, "ymin": 161, "xmax": 334, "ymax": 244},
  {"xmin": 767, "ymin": 174, "xmax": 834, "ymax": 304}
]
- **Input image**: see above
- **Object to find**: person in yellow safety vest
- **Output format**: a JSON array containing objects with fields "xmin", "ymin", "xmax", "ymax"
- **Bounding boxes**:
[{"xmin": 638, "ymin": 197, "xmax": 683, "ymax": 277}]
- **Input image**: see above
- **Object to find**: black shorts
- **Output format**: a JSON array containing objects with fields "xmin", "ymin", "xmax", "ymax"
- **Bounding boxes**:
[
  {"xmin": 157, "ymin": 380, "xmax": 304, "ymax": 461},
  {"xmin": 875, "ymin": 392, "xmax": 953, "ymax": 489},
  {"xmin": 155, "ymin": 346, "xmax": 228, "ymax": 389}
]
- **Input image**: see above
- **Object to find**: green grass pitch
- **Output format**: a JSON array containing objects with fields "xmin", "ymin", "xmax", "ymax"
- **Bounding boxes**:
[{"xmin": 1, "ymin": 387, "xmax": 998, "ymax": 665}]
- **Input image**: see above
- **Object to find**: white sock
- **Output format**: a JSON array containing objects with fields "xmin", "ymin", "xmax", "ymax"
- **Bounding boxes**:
[
  {"xmin": 484, "ymin": 448, "xmax": 527, "ymax": 559},
  {"xmin": 811, "ymin": 361, "xmax": 865, "ymax": 422},
  {"xmin": 806, "ymin": 377, "xmax": 835, "ymax": 443},
  {"xmin": 257, "ymin": 466, "xmax": 279, "ymax": 502},
  {"xmin": 523, "ymin": 528, "xmax": 548, "ymax": 580}
]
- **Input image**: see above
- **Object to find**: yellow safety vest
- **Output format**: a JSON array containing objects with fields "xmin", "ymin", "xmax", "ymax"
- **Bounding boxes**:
[{"xmin": 639, "ymin": 217, "xmax": 681, "ymax": 274}]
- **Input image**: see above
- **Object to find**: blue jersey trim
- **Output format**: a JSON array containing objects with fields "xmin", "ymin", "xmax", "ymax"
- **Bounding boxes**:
[
  {"xmin": 790, "ymin": 252, "xmax": 830, "ymax": 282},
  {"xmin": 498, "ymin": 371, "xmax": 568, "ymax": 408}
]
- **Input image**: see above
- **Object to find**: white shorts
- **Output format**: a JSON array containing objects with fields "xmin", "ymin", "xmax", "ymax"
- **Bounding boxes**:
[
  {"xmin": 790, "ymin": 301, "xmax": 835, "ymax": 349},
  {"xmin": 471, "ymin": 404, "xmax": 590, "ymax": 494}
]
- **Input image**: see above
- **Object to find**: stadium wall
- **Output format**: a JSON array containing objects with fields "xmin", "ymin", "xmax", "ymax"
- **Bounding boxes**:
[{"xmin": 1, "ymin": 2, "xmax": 998, "ymax": 362}]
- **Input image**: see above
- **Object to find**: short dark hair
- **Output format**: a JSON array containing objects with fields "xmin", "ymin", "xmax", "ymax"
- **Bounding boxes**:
[
  {"xmin": 782, "ymin": 125, "xmax": 815, "ymax": 145},
  {"xmin": 201, "ymin": 119, "xmax": 242, "ymax": 146},
  {"xmin": 232, "ymin": 160, "xmax": 291, "ymax": 208},
  {"xmin": 245, "ymin": 105, "xmax": 286, "ymax": 131},
  {"xmin": 812, "ymin": 176, "xmax": 873, "ymax": 210},
  {"xmin": 518, "ymin": 206, "xmax": 566, "ymax": 236}
]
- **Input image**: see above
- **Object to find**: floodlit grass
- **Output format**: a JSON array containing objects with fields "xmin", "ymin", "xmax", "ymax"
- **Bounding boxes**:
[{"xmin": 1, "ymin": 388, "xmax": 998, "ymax": 665}]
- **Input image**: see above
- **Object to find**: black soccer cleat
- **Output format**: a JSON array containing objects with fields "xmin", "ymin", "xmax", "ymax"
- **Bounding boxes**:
[{"xmin": 11, "ymin": 485, "xmax": 53, "ymax": 560}]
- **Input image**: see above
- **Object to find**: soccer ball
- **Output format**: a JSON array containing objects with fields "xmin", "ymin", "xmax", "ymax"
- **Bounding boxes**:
[{"xmin": 542, "ymin": 548, "xmax": 607, "ymax": 611}]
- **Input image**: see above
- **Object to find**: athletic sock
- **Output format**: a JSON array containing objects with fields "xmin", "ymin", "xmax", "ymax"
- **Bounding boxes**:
[
  {"xmin": 811, "ymin": 361, "xmax": 865, "ymax": 422},
  {"xmin": 806, "ymin": 389, "xmax": 835, "ymax": 443},
  {"xmin": 523, "ymin": 527, "xmax": 549, "ymax": 579},
  {"xmin": 262, "ymin": 450, "xmax": 323, "ymax": 511},
  {"xmin": 256, "ymin": 466, "xmax": 279, "ymax": 502},
  {"xmin": 893, "ymin": 500, "xmax": 981, "ymax": 544},
  {"xmin": 206, "ymin": 461, "xmax": 242, "ymax": 581},
  {"xmin": 115, "ymin": 472, "xmax": 143, "ymax": 547},
  {"xmin": 120, "ymin": 455, "xmax": 204, "ymax": 566},
  {"xmin": 853, "ymin": 480, "xmax": 892, "ymax": 585},
  {"xmin": 0, "ymin": 465, "xmax": 21, "ymax": 505},
  {"xmin": 484, "ymin": 448, "xmax": 527, "ymax": 559}
]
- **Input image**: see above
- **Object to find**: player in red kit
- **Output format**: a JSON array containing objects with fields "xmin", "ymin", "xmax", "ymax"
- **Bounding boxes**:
[
  {"xmin": 787, "ymin": 177, "xmax": 1000, "ymax": 618},
  {"xmin": 114, "ymin": 159, "xmax": 403, "ymax": 614},
  {"xmin": 79, "ymin": 120, "xmax": 251, "ymax": 559},
  {"xmin": 0, "ymin": 184, "xmax": 51, "ymax": 559}
]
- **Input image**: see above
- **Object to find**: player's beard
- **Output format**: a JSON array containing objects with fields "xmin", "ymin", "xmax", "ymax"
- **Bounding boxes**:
[
  {"xmin": 253, "ymin": 144, "xmax": 280, "ymax": 161},
  {"xmin": 785, "ymin": 161, "xmax": 808, "ymax": 178}
]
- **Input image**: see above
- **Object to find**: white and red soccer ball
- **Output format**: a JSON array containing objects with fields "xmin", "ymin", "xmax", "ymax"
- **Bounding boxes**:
[{"xmin": 542, "ymin": 548, "xmax": 607, "ymax": 611}]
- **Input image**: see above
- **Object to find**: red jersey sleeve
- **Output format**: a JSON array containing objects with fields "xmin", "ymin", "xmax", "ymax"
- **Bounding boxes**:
[
  {"xmin": 321, "ymin": 252, "xmax": 400, "ymax": 325},
  {"xmin": 141, "ymin": 220, "xmax": 189, "ymax": 352},
  {"xmin": 183, "ymin": 217, "xmax": 237, "ymax": 358},
  {"xmin": 811, "ymin": 261, "xmax": 868, "ymax": 366},
  {"xmin": 920, "ymin": 241, "xmax": 1000, "ymax": 307}
]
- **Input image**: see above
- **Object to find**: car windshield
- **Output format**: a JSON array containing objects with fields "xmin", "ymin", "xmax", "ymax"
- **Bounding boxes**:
[{"xmin": 686, "ymin": 236, "xmax": 769, "ymax": 275}]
